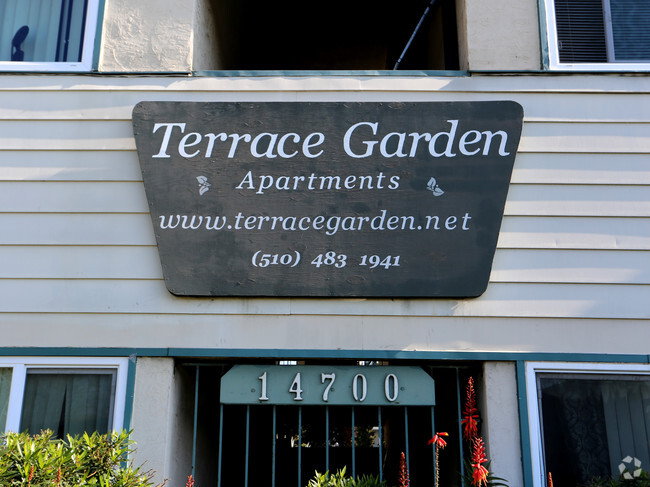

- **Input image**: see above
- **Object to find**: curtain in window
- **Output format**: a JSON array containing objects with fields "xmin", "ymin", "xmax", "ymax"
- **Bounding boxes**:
[
  {"xmin": 0, "ymin": 0, "xmax": 87, "ymax": 62},
  {"xmin": 20, "ymin": 371, "xmax": 114, "ymax": 438},
  {"xmin": 602, "ymin": 381, "xmax": 650, "ymax": 474},
  {"xmin": 540, "ymin": 376, "xmax": 650, "ymax": 485},
  {"xmin": 0, "ymin": 368, "xmax": 12, "ymax": 432}
]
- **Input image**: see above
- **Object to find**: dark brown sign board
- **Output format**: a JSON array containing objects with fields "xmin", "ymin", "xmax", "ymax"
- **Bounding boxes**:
[{"xmin": 132, "ymin": 102, "xmax": 523, "ymax": 297}]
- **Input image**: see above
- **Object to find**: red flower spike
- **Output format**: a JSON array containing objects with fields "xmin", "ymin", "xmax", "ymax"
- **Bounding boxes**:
[
  {"xmin": 186, "ymin": 475, "xmax": 195, "ymax": 487},
  {"xmin": 428, "ymin": 432, "xmax": 449, "ymax": 449},
  {"xmin": 462, "ymin": 377, "xmax": 480, "ymax": 440},
  {"xmin": 398, "ymin": 451, "xmax": 410, "ymax": 487},
  {"xmin": 470, "ymin": 437, "xmax": 489, "ymax": 487}
]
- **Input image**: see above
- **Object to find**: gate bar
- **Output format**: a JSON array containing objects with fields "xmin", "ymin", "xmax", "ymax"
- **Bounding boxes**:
[{"xmin": 217, "ymin": 404, "xmax": 224, "ymax": 487}]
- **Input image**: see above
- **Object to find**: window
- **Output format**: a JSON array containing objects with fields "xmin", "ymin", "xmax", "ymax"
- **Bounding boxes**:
[
  {"xmin": 211, "ymin": 0, "xmax": 459, "ymax": 70},
  {"xmin": 0, "ymin": 0, "xmax": 100, "ymax": 71},
  {"xmin": 0, "ymin": 357, "xmax": 128, "ymax": 437},
  {"xmin": 544, "ymin": 0, "xmax": 650, "ymax": 70},
  {"xmin": 526, "ymin": 362, "xmax": 650, "ymax": 487}
]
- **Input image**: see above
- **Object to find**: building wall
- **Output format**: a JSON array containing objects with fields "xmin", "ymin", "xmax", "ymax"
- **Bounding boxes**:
[
  {"xmin": 97, "ymin": 0, "xmax": 542, "ymax": 71},
  {"xmin": 0, "ymin": 74, "xmax": 648, "ymax": 354},
  {"xmin": 458, "ymin": 0, "xmax": 541, "ymax": 70},
  {"xmin": 1, "ymin": 73, "xmax": 648, "ymax": 485}
]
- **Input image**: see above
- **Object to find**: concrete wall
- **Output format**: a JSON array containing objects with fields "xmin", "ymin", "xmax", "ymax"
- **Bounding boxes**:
[
  {"xmin": 481, "ymin": 362, "xmax": 524, "ymax": 487},
  {"xmin": 458, "ymin": 0, "xmax": 541, "ymax": 70},
  {"xmin": 130, "ymin": 358, "xmax": 193, "ymax": 486},
  {"xmin": 98, "ymin": 0, "xmax": 543, "ymax": 72},
  {"xmin": 99, "ymin": 0, "xmax": 195, "ymax": 71}
]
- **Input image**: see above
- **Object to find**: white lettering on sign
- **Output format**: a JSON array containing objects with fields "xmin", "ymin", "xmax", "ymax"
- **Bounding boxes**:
[
  {"xmin": 150, "ymin": 121, "xmax": 510, "ymax": 160},
  {"xmin": 253, "ymin": 369, "xmax": 405, "ymax": 403},
  {"xmin": 343, "ymin": 120, "xmax": 510, "ymax": 159}
]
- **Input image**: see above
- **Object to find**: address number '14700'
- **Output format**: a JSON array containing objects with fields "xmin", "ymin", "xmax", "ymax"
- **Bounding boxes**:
[{"xmin": 219, "ymin": 365, "xmax": 436, "ymax": 406}]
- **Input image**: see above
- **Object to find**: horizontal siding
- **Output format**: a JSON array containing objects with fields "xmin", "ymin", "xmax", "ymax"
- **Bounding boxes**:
[
  {"xmin": 510, "ymin": 153, "xmax": 650, "ymax": 185},
  {"xmin": 0, "ymin": 280, "xmax": 646, "ymax": 319},
  {"xmin": 0, "ymin": 151, "xmax": 142, "ymax": 181},
  {"xmin": 1, "ymin": 182, "xmax": 647, "ymax": 217},
  {"xmin": 0, "ymin": 214, "xmax": 156, "ymax": 245},
  {"xmin": 1, "ymin": 314, "xmax": 648, "ymax": 354},
  {"xmin": 0, "ymin": 75, "xmax": 648, "ymax": 353},
  {"xmin": 490, "ymin": 249, "xmax": 650, "ymax": 284},
  {"xmin": 0, "ymin": 90, "xmax": 649, "ymax": 122},
  {"xmin": 497, "ymin": 216, "xmax": 650, "ymax": 250},
  {"xmin": 1, "ymin": 214, "xmax": 648, "ymax": 250},
  {"xmin": 2, "ymin": 120, "xmax": 650, "ymax": 152},
  {"xmin": 2, "ymin": 151, "xmax": 648, "ymax": 186},
  {"xmin": 0, "ymin": 246, "xmax": 647, "ymax": 284}
]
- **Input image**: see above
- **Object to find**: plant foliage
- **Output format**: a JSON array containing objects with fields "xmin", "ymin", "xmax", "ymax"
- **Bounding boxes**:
[
  {"xmin": 0, "ymin": 430, "xmax": 160, "ymax": 487},
  {"xmin": 306, "ymin": 467, "xmax": 386, "ymax": 487},
  {"xmin": 462, "ymin": 460, "xmax": 509, "ymax": 487}
]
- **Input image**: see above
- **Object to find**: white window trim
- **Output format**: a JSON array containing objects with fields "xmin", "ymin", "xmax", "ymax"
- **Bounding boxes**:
[
  {"xmin": 0, "ymin": 356, "xmax": 129, "ymax": 433},
  {"xmin": 0, "ymin": 0, "xmax": 100, "ymax": 72},
  {"xmin": 525, "ymin": 361, "xmax": 650, "ymax": 487},
  {"xmin": 544, "ymin": 0, "xmax": 650, "ymax": 71}
]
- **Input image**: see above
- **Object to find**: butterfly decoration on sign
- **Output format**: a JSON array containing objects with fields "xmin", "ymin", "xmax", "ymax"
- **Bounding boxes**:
[
  {"xmin": 426, "ymin": 177, "xmax": 444, "ymax": 197},
  {"xmin": 196, "ymin": 176, "xmax": 211, "ymax": 195}
]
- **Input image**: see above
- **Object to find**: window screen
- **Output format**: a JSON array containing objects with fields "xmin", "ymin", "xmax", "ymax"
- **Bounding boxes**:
[
  {"xmin": 538, "ymin": 374, "xmax": 650, "ymax": 485},
  {"xmin": 19, "ymin": 369, "xmax": 116, "ymax": 438}
]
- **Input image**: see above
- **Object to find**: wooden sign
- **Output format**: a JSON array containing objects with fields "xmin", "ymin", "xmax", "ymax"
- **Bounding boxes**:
[{"xmin": 132, "ymin": 102, "xmax": 523, "ymax": 297}]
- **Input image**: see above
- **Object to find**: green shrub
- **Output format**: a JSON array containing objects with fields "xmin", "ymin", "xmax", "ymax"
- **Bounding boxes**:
[
  {"xmin": 306, "ymin": 467, "xmax": 386, "ymax": 487},
  {"xmin": 0, "ymin": 430, "xmax": 160, "ymax": 486}
]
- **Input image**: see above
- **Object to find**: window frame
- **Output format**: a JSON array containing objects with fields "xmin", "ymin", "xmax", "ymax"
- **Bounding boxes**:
[
  {"xmin": 543, "ymin": 0, "xmax": 650, "ymax": 71},
  {"xmin": 0, "ymin": 357, "xmax": 129, "ymax": 433},
  {"xmin": 525, "ymin": 361, "xmax": 650, "ymax": 487},
  {"xmin": 0, "ymin": 0, "xmax": 101, "ymax": 72}
]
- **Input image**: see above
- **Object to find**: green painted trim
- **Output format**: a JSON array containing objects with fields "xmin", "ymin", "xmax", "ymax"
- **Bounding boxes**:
[
  {"xmin": 516, "ymin": 361, "xmax": 534, "ymax": 487},
  {"xmin": 91, "ymin": 0, "xmax": 107, "ymax": 71},
  {"xmin": 0, "ymin": 347, "xmax": 648, "ymax": 364},
  {"xmin": 191, "ymin": 69, "xmax": 470, "ymax": 77},
  {"xmin": 122, "ymin": 354, "xmax": 136, "ymax": 432},
  {"xmin": 537, "ymin": 0, "xmax": 551, "ymax": 70},
  {"xmin": 0, "ymin": 348, "xmax": 165, "ymax": 357}
]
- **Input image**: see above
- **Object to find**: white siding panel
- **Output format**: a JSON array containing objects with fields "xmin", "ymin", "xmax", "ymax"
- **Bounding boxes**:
[
  {"xmin": 504, "ymin": 185, "xmax": 650, "ymax": 217},
  {"xmin": 0, "ymin": 280, "xmax": 646, "ymax": 319},
  {"xmin": 0, "ymin": 121, "xmax": 135, "ymax": 150},
  {"xmin": 0, "ymin": 182, "xmax": 148, "ymax": 213},
  {"xmin": 1, "ymin": 151, "xmax": 647, "ymax": 186},
  {"xmin": 519, "ymin": 122, "xmax": 650, "ymax": 153},
  {"xmin": 491, "ymin": 249, "xmax": 650, "ymax": 284},
  {"xmin": 0, "ymin": 151, "xmax": 142, "ymax": 181},
  {"xmin": 1, "ymin": 214, "xmax": 647, "ymax": 250},
  {"xmin": 1, "ymin": 91, "xmax": 650, "ymax": 123},
  {"xmin": 0, "ymin": 214, "xmax": 156, "ymax": 245},
  {"xmin": 497, "ymin": 216, "xmax": 650, "ymax": 250},
  {"xmin": 0, "ymin": 246, "xmax": 162, "ymax": 279},
  {"xmin": 0, "ymin": 313, "xmax": 648, "ymax": 355},
  {"xmin": 511, "ymin": 153, "xmax": 650, "ymax": 185},
  {"xmin": 0, "ymin": 74, "xmax": 648, "ymax": 96},
  {"xmin": 1, "ymin": 246, "xmax": 644, "ymax": 284}
]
